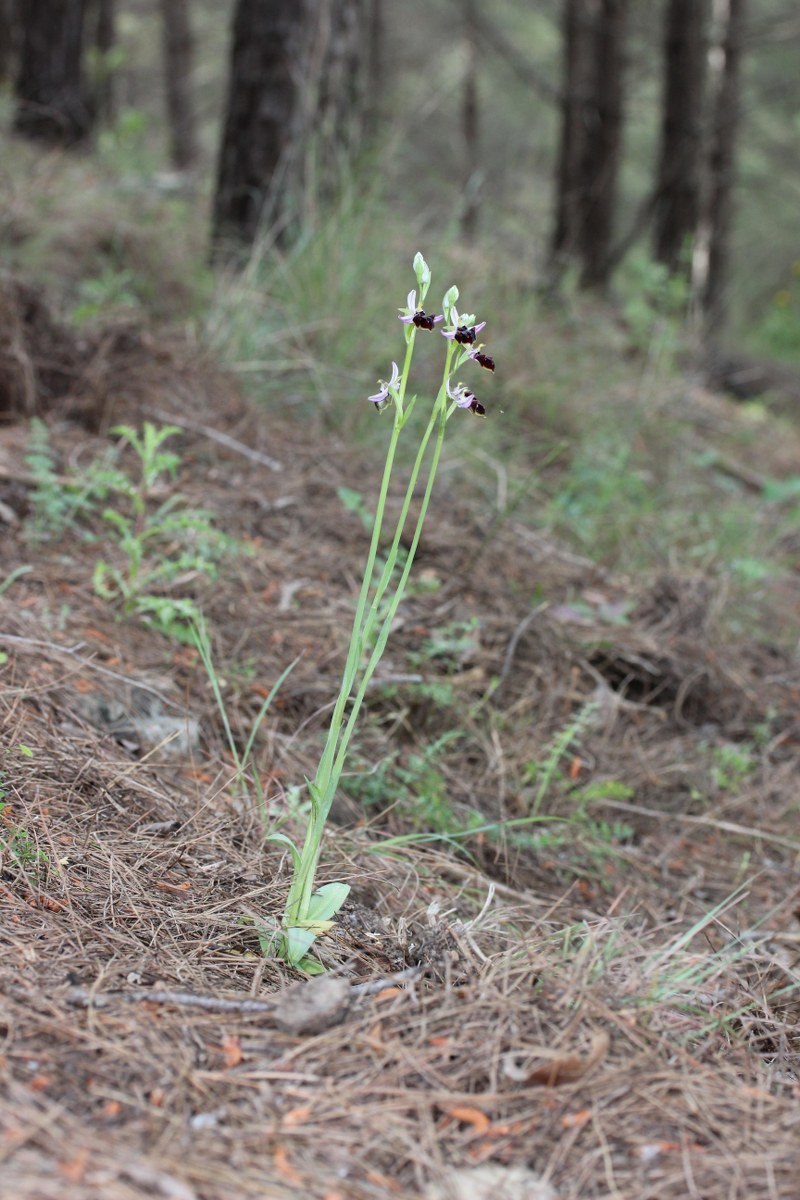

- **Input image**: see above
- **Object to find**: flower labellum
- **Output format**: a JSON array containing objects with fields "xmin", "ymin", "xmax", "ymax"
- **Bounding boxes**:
[
  {"xmin": 412, "ymin": 310, "xmax": 442, "ymax": 330},
  {"xmin": 443, "ymin": 308, "xmax": 487, "ymax": 345},
  {"xmin": 469, "ymin": 349, "xmax": 495, "ymax": 372}
]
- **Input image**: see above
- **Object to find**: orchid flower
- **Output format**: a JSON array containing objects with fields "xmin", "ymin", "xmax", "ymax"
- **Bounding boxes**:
[
  {"xmin": 442, "ymin": 304, "xmax": 486, "ymax": 346},
  {"xmin": 399, "ymin": 289, "xmax": 443, "ymax": 331},
  {"xmin": 367, "ymin": 361, "xmax": 402, "ymax": 412},
  {"xmin": 447, "ymin": 379, "xmax": 486, "ymax": 416}
]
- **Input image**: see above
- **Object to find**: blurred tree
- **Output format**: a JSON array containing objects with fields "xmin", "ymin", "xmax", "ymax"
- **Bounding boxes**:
[
  {"xmin": 160, "ymin": 0, "xmax": 197, "ymax": 170},
  {"xmin": 550, "ymin": 0, "xmax": 595, "ymax": 273},
  {"xmin": 577, "ymin": 0, "xmax": 628, "ymax": 288},
  {"xmin": 365, "ymin": 0, "xmax": 383, "ymax": 139},
  {"xmin": 0, "ymin": 0, "xmax": 18, "ymax": 85},
  {"xmin": 89, "ymin": 0, "xmax": 117, "ymax": 126},
  {"xmin": 13, "ymin": 0, "xmax": 93, "ymax": 146},
  {"xmin": 211, "ymin": 0, "xmax": 365, "ymax": 260},
  {"xmin": 550, "ymin": 0, "xmax": 628, "ymax": 289},
  {"xmin": 460, "ymin": 0, "xmax": 481, "ymax": 240},
  {"xmin": 653, "ymin": 0, "xmax": 710, "ymax": 274},
  {"xmin": 702, "ymin": 0, "xmax": 746, "ymax": 335}
]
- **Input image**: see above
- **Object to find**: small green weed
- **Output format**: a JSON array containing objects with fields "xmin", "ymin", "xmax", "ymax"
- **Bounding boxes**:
[
  {"xmin": 24, "ymin": 418, "xmax": 102, "ymax": 541},
  {"xmin": 349, "ymin": 732, "xmax": 483, "ymax": 835},
  {"xmin": 92, "ymin": 423, "xmax": 236, "ymax": 640},
  {"xmin": 24, "ymin": 419, "xmax": 236, "ymax": 642},
  {"xmin": 71, "ymin": 266, "xmax": 146, "ymax": 325},
  {"xmin": 709, "ymin": 742, "xmax": 757, "ymax": 793},
  {"xmin": 0, "ymin": 754, "xmax": 48, "ymax": 881},
  {"xmin": 620, "ymin": 251, "xmax": 690, "ymax": 357}
]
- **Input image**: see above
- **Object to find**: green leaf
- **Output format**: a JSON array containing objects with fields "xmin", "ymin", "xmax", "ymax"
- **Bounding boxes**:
[
  {"xmin": 265, "ymin": 831, "xmax": 302, "ymax": 872},
  {"xmin": 284, "ymin": 926, "xmax": 316, "ymax": 965},
  {"xmin": 295, "ymin": 955, "xmax": 325, "ymax": 975},
  {"xmin": 306, "ymin": 881, "xmax": 350, "ymax": 924},
  {"xmin": 306, "ymin": 777, "xmax": 324, "ymax": 814}
]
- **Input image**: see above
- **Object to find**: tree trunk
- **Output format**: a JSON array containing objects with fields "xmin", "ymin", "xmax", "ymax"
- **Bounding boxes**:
[
  {"xmin": 578, "ymin": 0, "xmax": 628, "ymax": 288},
  {"xmin": 160, "ymin": 0, "xmax": 197, "ymax": 170},
  {"xmin": 550, "ymin": 0, "xmax": 595, "ymax": 269},
  {"xmin": 211, "ymin": 0, "xmax": 365, "ymax": 260},
  {"xmin": 460, "ymin": 0, "xmax": 481, "ymax": 240},
  {"xmin": 0, "ymin": 0, "xmax": 18, "ymax": 85},
  {"xmin": 91, "ymin": 0, "xmax": 116, "ymax": 126},
  {"xmin": 304, "ymin": 0, "xmax": 365, "ymax": 222},
  {"xmin": 13, "ymin": 0, "xmax": 92, "ymax": 146},
  {"xmin": 653, "ymin": 0, "xmax": 710, "ymax": 274},
  {"xmin": 702, "ymin": 0, "xmax": 746, "ymax": 336},
  {"xmin": 364, "ymin": 0, "xmax": 383, "ymax": 139}
]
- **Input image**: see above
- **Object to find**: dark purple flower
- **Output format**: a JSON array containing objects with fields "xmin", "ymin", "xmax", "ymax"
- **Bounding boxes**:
[
  {"xmin": 447, "ymin": 379, "xmax": 486, "ymax": 417},
  {"xmin": 399, "ymin": 289, "xmax": 443, "ymax": 331},
  {"xmin": 442, "ymin": 304, "xmax": 486, "ymax": 345},
  {"xmin": 469, "ymin": 349, "xmax": 495, "ymax": 372},
  {"xmin": 368, "ymin": 361, "xmax": 401, "ymax": 412}
]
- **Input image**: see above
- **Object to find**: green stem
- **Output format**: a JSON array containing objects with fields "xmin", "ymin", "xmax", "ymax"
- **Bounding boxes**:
[
  {"xmin": 312, "ymin": 332, "xmax": 416, "ymax": 799},
  {"xmin": 292, "ymin": 402, "xmax": 449, "ymax": 921}
]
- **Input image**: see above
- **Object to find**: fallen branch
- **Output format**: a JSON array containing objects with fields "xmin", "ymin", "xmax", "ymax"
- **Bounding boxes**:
[
  {"xmin": 147, "ymin": 407, "xmax": 283, "ymax": 472},
  {"xmin": 64, "ymin": 967, "xmax": 422, "ymax": 1015}
]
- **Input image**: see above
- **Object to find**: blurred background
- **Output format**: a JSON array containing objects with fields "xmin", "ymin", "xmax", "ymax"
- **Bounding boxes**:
[{"xmin": 1, "ymin": 0, "xmax": 799, "ymax": 599}]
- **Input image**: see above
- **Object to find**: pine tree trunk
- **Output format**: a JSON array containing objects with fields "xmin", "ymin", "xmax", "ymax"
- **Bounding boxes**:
[
  {"xmin": 550, "ymin": 0, "xmax": 595, "ymax": 269},
  {"xmin": 211, "ymin": 0, "xmax": 365, "ymax": 260},
  {"xmin": 0, "ymin": 0, "xmax": 18, "ymax": 85},
  {"xmin": 703, "ymin": 0, "xmax": 745, "ymax": 336},
  {"xmin": 460, "ymin": 0, "xmax": 481, "ymax": 240},
  {"xmin": 653, "ymin": 0, "xmax": 710, "ymax": 274},
  {"xmin": 304, "ymin": 0, "xmax": 365, "ymax": 221},
  {"xmin": 13, "ymin": 0, "xmax": 92, "ymax": 146},
  {"xmin": 92, "ymin": 0, "xmax": 116, "ymax": 126},
  {"xmin": 578, "ymin": 0, "xmax": 628, "ymax": 288},
  {"xmin": 364, "ymin": 0, "xmax": 383, "ymax": 138},
  {"xmin": 160, "ymin": 0, "xmax": 197, "ymax": 170}
]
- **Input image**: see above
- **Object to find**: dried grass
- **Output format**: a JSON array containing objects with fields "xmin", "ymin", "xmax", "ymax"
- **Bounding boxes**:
[{"xmin": 1, "ymin": 347, "xmax": 799, "ymax": 1198}]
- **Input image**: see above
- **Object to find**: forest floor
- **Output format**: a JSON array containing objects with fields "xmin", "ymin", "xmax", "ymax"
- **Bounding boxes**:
[{"xmin": 1, "ymin": 287, "xmax": 799, "ymax": 1200}]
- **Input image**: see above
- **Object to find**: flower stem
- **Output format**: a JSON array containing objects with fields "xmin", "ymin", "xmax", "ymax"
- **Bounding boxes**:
[{"xmin": 291, "ymin": 400, "xmax": 449, "ymax": 922}]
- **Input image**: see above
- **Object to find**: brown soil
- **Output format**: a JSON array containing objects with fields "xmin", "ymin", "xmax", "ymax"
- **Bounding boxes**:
[{"xmin": 1, "ymin": 304, "xmax": 799, "ymax": 1199}]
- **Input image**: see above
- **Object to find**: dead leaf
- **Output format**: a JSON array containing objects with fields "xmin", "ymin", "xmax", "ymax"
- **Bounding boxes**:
[
  {"xmin": 561, "ymin": 1108, "xmax": 592, "ymax": 1129},
  {"xmin": 221, "ymin": 1036, "xmax": 242, "ymax": 1068},
  {"xmin": 59, "ymin": 1147, "xmax": 90, "ymax": 1183},
  {"xmin": 375, "ymin": 986, "xmax": 403, "ymax": 1002},
  {"xmin": 445, "ymin": 1105, "xmax": 492, "ymax": 1135},
  {"xmin": 503, "ymin": 1030, "xmax": 609, "ymax": 1086},
  {"xmin": 282, "ymin": 1105, "xmax": 312, "ymax": 1128},
  {"xmin": 273, "ymin": 1146, "xmax": 303, "ymax": 1185}
]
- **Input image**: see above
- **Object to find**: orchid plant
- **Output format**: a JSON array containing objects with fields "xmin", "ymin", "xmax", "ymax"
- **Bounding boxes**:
[{"xmin": 272, "ymin": 254, "xmax": 495, "ymax": 973}]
